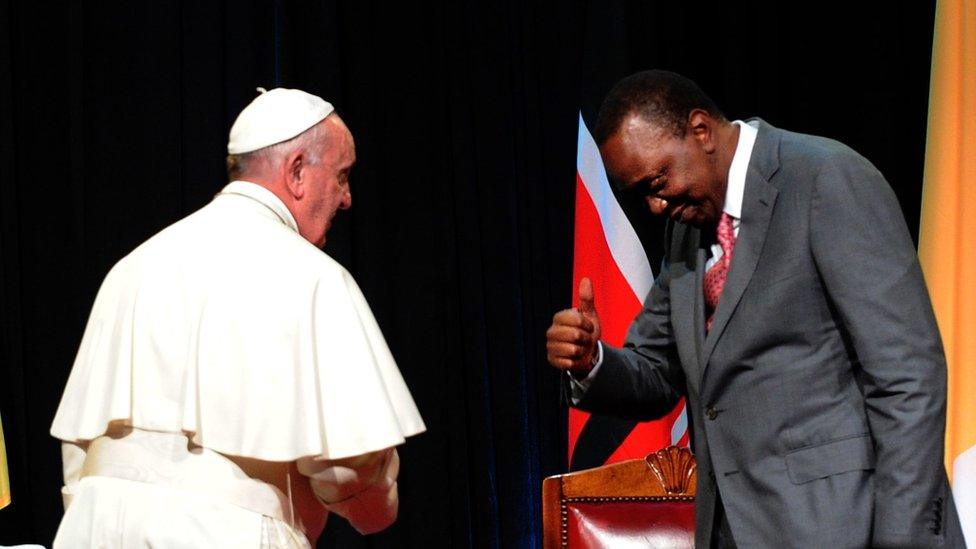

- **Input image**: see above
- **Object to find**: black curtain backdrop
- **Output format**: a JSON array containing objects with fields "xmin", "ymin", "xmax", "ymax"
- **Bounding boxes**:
[{"xmin": 0, "ymin": 1, "xmax": 935, "ymax": 547}]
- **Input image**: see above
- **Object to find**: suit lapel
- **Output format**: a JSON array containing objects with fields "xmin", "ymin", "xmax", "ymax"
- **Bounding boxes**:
[
  {"xmin": 669, "ymin": 226, "xmax": 705, "ymax": 395},
  {"xmin": 700, "ymin": 120, "xmax": 782, "ymax": 377}
]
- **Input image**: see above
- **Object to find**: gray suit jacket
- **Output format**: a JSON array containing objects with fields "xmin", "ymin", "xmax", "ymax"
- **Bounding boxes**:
[{"xmin": 574, "ymin": 120, "xmax": 964, "ymax": 548}]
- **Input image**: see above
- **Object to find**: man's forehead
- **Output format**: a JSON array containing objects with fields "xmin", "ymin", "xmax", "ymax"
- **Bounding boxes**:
[
  {"xmin": 618, "ymin": 113, "xmax": 673, "ymax": 145},
  {"xmin": 339, "ymin": 125, "xmax": 356, "ymax": 164},
  {"xmin": 319, "ymin": 116, "xmax": 355, "ymax": 159},
  {"xmin": 604, "ymin": 129, "xmax": 663, "ymax": 171},
  {"xmin": 325, "ymin": 112, "xmax": 348, "ymax": 131},
  {"xmin": 599, "ymin": 146, "xmax": 638, "ymax": 189},
  {"xmin": 604, "ymin": 133, "xmax": 676, "ymax": 193},
  {"xmin": 337, "ymin": 129, "xmax": 356, "ymax": 167},
  {"xmin": 321, "ymin": 115, "xmax": 349, "ymax": 141}
]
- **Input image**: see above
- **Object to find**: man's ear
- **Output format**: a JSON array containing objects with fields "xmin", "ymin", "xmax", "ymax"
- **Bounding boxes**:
[
  {"xmin": 284, "ymin": 150, "xmax": 305, "ymax": 199},
  {"xmin": 687, "ymin": 109, "xmax": 716, "ymax": 154}
]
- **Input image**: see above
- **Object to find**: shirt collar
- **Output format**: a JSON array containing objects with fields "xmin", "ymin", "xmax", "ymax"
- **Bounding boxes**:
[
  {"xmin": 723, "ymin": 120, "xmax": 759, "ymax": 220},
  {"xmin": 218, "ymin": 180, "xmax": 300, "ymax": 233}
]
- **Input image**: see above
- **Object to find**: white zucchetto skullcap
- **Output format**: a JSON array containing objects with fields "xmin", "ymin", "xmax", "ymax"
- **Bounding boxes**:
[{"xmin": 227, "ymin": 87, "xmax": 335, "ymax": 154}]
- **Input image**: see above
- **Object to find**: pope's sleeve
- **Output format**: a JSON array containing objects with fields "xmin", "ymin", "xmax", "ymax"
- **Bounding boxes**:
[
  {"xmin": 60, "ymin": 441, "xmax": 88, "ymax": 510},
  {"xmin": 303, "ymin": 266, "xmax": 425, "ymax": 460},
  {"xmin": 809, "ymin": 150, "xmax": 950, "ymax": 547}
]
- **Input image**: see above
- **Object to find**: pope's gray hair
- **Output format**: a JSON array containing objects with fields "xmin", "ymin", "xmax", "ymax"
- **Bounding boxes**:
[{"xmin": 226, "ymin": 121, "xmax": 326, "ymax": 181}]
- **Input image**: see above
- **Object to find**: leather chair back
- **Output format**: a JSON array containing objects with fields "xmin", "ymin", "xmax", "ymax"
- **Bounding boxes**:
[{"xmin": 542, "ymin": 446, "xmax": 696, "ymax": 548}]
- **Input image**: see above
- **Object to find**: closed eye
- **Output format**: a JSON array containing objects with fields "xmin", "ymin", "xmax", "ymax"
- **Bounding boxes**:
[
  {"xmin": 641, "ymin": 172, "xmax": 667, "ymax": 196},
  {"xmin": 616, "ymin": 168, "xmax": 665, "ymax": 197}
]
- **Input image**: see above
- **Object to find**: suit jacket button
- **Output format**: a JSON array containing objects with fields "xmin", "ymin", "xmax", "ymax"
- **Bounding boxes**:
[{"xmin": 706, "ymin": 407, "xmax": 718, "ymax": 420}]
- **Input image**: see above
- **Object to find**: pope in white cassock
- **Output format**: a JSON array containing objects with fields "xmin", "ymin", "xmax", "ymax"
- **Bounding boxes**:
[{"xmin": 49, "ymin": 88, "xmax": 426, "ymax": 548}]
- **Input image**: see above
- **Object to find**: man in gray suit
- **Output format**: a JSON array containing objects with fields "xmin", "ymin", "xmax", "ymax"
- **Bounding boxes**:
[{"xmin": 547, "ymin": 70, "xmax": 964, "ymax": 548}]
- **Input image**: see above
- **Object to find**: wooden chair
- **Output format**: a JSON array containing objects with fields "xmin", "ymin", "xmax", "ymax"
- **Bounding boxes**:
[{"xmin": 542, "ymin": 446, "xmax": 697, "ymax": 548}]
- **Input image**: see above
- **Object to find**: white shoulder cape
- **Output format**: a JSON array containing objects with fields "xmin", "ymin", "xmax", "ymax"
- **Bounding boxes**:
[{"xmin": 51, "ymin": 182, "xmax": 425, "ymax": 461}]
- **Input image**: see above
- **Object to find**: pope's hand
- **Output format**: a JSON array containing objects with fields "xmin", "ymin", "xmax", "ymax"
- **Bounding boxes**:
[
  {"xmin": 297, "ymin": 448, "xmax": 400, "ymax": 534},
  {"xmin": 298, "ymin": 448, "xmax": 395, "ymax": 504},
  {"xmin": 546, "ymin": 277, "xmax": 602, "ymax": 374}
]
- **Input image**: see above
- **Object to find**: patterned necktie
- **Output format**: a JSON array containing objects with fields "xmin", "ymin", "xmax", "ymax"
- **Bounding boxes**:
[{"xmin": 704, "ymin": 212, "xmax": 737, "ymax": 332}]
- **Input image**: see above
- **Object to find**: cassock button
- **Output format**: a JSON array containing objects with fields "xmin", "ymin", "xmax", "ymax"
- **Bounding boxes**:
[{"xmin": 706, "ymin": 407, "xmax": 718, "ymax": 420}]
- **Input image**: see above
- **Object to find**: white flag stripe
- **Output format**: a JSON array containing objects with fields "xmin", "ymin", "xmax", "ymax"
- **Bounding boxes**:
[
  {"xmin": 576, "ymin": 113, "xmax": 688, "ymax": 449},
  {"xmin": 576, "ymin": 113, "xmax": 654, "ymax": 302},
  {"xmin": 671, "ymin": 403, "xmax": 688, "ymax": 445}
]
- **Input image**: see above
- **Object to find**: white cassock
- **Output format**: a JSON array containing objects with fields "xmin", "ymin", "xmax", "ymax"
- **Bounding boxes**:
[{"xmin": 50, "ymin": 181, "xmax": 425, "ymax": 548}]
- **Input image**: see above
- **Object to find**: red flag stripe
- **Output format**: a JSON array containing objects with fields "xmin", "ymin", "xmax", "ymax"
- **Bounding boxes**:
[
  {"xmin": 569, "ymin": 173, "xmax": 647, "ymax": 463},
  {"xmin": 570, "ymin": 114, "xmax": 688, "ymax": 466}
]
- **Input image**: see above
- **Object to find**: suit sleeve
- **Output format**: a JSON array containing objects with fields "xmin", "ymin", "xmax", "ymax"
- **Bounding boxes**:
[
  {"xmin": 571, "ymin": 255, "xmax": 686, "ymax": 421},
  {"xmin": 809, "ymin": 153, "xmax": 950, "ymax": 547}
]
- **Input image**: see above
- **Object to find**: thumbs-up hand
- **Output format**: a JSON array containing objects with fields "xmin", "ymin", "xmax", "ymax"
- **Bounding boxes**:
[{"xmin": 546, "ymin": 277, "xmax": 602, "ymax": 374}]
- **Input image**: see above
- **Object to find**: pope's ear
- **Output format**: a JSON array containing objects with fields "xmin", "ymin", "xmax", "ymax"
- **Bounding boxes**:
[{"xmin": 284, "ymin": 151, "xmax": 305, "ymax": 199}]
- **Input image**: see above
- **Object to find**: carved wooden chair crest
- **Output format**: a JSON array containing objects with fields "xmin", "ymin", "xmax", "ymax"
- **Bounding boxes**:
[{"xmin": 542, "ymin": 446, "xmax": 697, "ymax": 548}]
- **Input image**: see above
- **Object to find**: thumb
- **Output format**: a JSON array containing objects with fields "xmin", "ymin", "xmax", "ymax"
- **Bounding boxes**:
[{"xmin": 578, "ymin": 277, "xmax": 596, "ymax": 316}]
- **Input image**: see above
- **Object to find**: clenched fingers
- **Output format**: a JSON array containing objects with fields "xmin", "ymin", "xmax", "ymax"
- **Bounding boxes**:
[
  {"xmin": 551, "ymin": 309, "xmax": 594, "ymax": 332},
  {"xmin": 546, "ymin": 324, "xmax": 594, "ymax": 346},
  {"xmin": 547, "ymin": 351, "xmax": 594, "ymax": 373},
  {"xmin": 546, "ymin": 311, "xmax": 596, "ymax": 372},
  {"xmin": 547, "ymin": 340, "xmax": 591, "ymax": 358}
]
